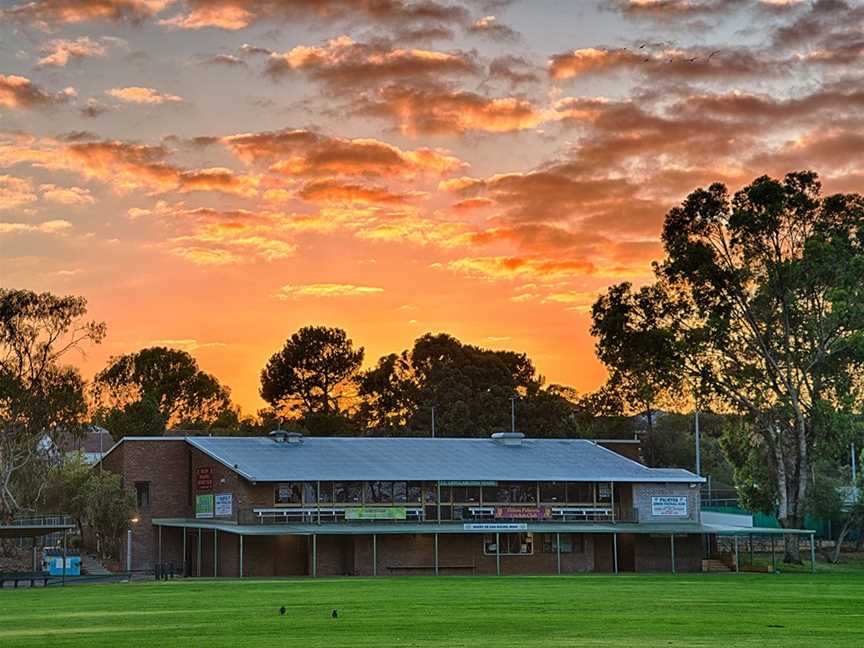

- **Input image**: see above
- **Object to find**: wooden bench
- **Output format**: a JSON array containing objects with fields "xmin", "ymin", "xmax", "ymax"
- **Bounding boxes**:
[{"xmin": 0, "ymin": 571, "xmax": 51, "ymax": 588}]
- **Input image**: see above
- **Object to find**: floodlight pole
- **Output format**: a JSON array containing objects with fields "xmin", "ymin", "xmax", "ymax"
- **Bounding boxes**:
[
  {"xmin": 694, "ymin": 410, "xmax": 701, "ymax": 477},
  {"xmin": 431, "ymin": 407, "xmax": 436, "ymax": 437},
  {"xmin": 126, "ymin": 528, "xmax": 132, "ymax": 572},
  {"xmin": 510, "ymin": 397, "xmax": 516, "ymax": 433}
]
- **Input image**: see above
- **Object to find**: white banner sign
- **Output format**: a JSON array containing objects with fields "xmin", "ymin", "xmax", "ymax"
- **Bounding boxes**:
[
  {"xmin": 214, "ymin": 492, "xmax": 233, "ymax": 517},
  {"xmin": 463, "ymin": 523, "xmax": 528, "ymax": 531},
  {"xmin": 651, "ymin": 496, "xmax": 688, "ymax": 517}
]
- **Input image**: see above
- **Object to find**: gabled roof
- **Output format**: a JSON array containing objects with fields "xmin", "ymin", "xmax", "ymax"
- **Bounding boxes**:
[{"xmin": 184, "ymin": 436, "xmax": 703, "ymax": 484}]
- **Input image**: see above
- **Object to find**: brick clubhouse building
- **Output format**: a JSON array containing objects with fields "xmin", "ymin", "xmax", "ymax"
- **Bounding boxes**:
[{"xmin": 100, "ymin": 431, "xmax": 806, "ymax": 577}]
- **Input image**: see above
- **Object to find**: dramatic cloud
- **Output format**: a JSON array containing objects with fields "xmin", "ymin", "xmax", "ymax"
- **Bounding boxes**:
[
  {"xmin": 0, "ymin": 76, "xmax": 75, "ymax": 109},
  {"xmin": 40, "ymin": 184, "xmax": 96, "ymax": 205},
  {"xmin": 1, "ymin": 0, "xmax": 173, "ymax": 27},
  {"xmin": 275, "ymin": 283, "xmax": 384, "ymax": 298},
  {"xmin": 159, "ymin": 0, "xmax": 470, "ymax": 30},
  {"xmin": 265, "ymin": 36, "xmax": 477, "ymax": 87},
  {"xmin": 446, "ymin": 256, "xmax": 595, "ymax": 281},
  {"xmin": 354, "ymin": 84, "xmax": 545, "ymax": 135},
  {"xmin": 0, "ymin": 175, "xmax": 37, "ymax": 210},
  {"xmin": 297, "ymin": 179, "xmax": 424, "ymax": 205},
  {"xmin": 223, "ymin": 129, "xmax": 466, "ymax": 177},
  {"xmin": 611, "ymin": 0, "xmax": 747, "ymax": 20},
  {"xmin": 36, "ymin": 37, "xmax": 109, "ymax": 67},
  {"xmin": 106, "ymin": 86, "xmax": 183, "ymax": 104},
  {"xmin": 466, "ymin": 15, "xmax": 519, "ymax": 41},
  {"xmin": 0, "ymin": 219, "xmax": 72, "ymax": 234}
]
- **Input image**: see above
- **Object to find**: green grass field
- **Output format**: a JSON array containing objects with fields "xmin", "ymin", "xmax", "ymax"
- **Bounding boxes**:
[{"xmin": 2, "ymin": 572, "xmax": 863, "ymax": 647}]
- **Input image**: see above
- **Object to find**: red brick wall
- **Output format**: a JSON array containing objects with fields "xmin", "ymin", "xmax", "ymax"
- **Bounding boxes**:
[{"xmin": 100, "ymin": 438, "xmax": 190, "ymax": 571}]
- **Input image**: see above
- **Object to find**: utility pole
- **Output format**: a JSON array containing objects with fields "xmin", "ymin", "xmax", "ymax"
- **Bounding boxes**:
[
  {"xmin": 431, "ymin": 406, "xmax": 436, "ymax": 438},
  {"xmin": 852, "ymin": 442, "xmax": 857, "ymax": 483},
  {"xmin": 694, "ymin": 410, "xmax": 701, "ymax": 477}
]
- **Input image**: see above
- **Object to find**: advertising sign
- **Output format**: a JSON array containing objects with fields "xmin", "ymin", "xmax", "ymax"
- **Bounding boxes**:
[
  {"xmin": 195, "ymin": 493, "xmax": 214, "ymax": 519},
  {"xmin": 345, "ymin": 507, "xmax": 407, "ymax": 520},
  {"xmin": 464, "ymin": 523, "xmax": 528, "ymax": 531},
  {"xmin": 439, "ymin": 480, "xmax": 498, "ymax": 486},
  {"xmin": 196, "ymin": 467, "xmax": 213, "ymax": 492},
  {"xmin": 494, "ymin": 506, "xmax": 552, "ymax": 520},
  {"xmin": 214, "ymin": 492, "xmax": 233, "ymax": 517},
  {"xmin": 651, "ymin": 496, "xmax": 689, "ymax": 517}
]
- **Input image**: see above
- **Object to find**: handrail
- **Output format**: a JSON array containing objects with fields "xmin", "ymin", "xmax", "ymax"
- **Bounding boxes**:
[{"xmin": 5, "ymin": 515, "xmax": 75, "ymax": 527}]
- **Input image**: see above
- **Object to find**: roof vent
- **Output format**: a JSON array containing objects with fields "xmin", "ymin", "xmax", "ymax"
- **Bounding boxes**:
[
  {"xmin": 269, "ymin": 430, "xmax": 303, "ymax": 444},
  {"xmin": 491, "ymin": 432, "xmax": 525, "ymax": 446}
]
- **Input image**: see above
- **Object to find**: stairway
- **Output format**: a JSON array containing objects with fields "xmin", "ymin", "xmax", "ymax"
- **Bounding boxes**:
[{"xmin": 81, "ymin": 554, "xmax": 112, "ymax": 576}]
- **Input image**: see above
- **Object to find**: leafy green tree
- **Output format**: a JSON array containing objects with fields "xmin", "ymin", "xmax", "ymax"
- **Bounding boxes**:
[
  {"xmin": 42, "ymin": 453, "xmax": 91, "ymax": 538},
  {"xmin": 591, "ymin": 283, "xmax": 684, "ymax": 431},
  {"xmin": 356, "ymin": 333, "xmax": 579, "ymax": 437},
  {"xmin": 82, "ymin": 470, "xmax": 136, "ymax": 560},
  {"xmin": 93, "ymin": 347, "xmax": 233, "ymax": 439},
  {"xmin": 0, "ymin": 289, "xmax": 105, "ymax": 518},
  {"xmin": 591, "ymin": 171, "xmax": 864, "ymax": 562},
  {"xmin": 260, "ymin": 326, "xmax": 363, "ymax": 434}
]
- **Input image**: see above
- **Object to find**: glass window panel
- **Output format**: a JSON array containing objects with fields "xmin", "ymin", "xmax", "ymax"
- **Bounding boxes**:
[
  {"xmin": 275, "ymin": 482, "xmax": 302, "ymax": 505},
  {"xmin": 393, "ymin": 481, "xmax": 407, "ymax": 503},
  {"xmin": 318, "ymin": 481, "xmax": 334, "ymax": 504},
  {"xmin": 597, "ymin": 483, "xmax": 612, "ymax": 503},
  {"xmin": 452, "ymin": 486, "xmax": 480, "ymax": 503},
  {"xmin": 407, "ymin": 482, "xmax": 422, "ymax": 503},
  {"xmin": 335, "ymin": 482, "xmax": 362, "ymax": 503},
  {"xmin": 423, "ymin": 482, "xmax": 437, "ymax": 504},
  {"xmin": 440, "ymin": 486, "xmax": 453, "ymax": 503},
  {"xmin": 303, "ymin": 482, "xmax": 317, "ymax": 504},
  {"xmin": 568, "ymin": 483, "xmax": 593, "ymax": 503},
  {"xmin": 483, "ymin": 533, "xmax": 533, "ymax": 555},
  {"xmin": 540, "ymin": 481, "xmax": 566, "ymax": 503},
  {"xmin": 365, "ymin": 481, "xmax": 393, "ymax": 504}
]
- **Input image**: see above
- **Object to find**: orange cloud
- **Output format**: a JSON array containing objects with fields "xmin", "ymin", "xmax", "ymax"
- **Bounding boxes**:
[
  {"xmin": 223, "ymin": 129, "xmax": 466, "ymax": 178},
  {"xmin": 0, "ymin": 219, "xmax": 72, "ymax": 234},
  {"xmin": 37, "ymin": 37, "xmax": 108, "ymax": 67},
  {"xmin": 1, "ymin": 0, "xmax": 173, "ymax": 27},
  {"xmin": 177, "ymin": 167, "xmax": 260, "ymax": 197},
  {"xmin": 355, "ymin": 84, "xmax": 545, "ymax": 135},
  {"xmin": 40, "ymin": 184, "xmax": 95, "ymax": 205},
  {"xmin": 0, "ymin": 76, "xmax": 75, "ymax": 109},
  {"xmin": 266, "ymin": 36, "xmax": 477, "ymax": 86},
  {"xmin": 298, "ymin": 179, "xmax": 425, "ymax": 205},
  {"xmin": 157, "ymin": 0, "xmax": 469, "ymax": 31},
  {"xmin": 446, "ymin": 256, "xmax": 595, "ymax": 280},
  {"xmin": 0, "ymin": 175, "xmax": 37, "ymax": 210},
  {"xmin": 106, "ymin": 86, "xmax": 182, "ymax": 104},
  {"xmin": 466, "ymin": 15, "xmax": 519, "ymax": 41},
  {"xmin": 275, "ymin": 283, "xmax": 384, "ymax": 299}
]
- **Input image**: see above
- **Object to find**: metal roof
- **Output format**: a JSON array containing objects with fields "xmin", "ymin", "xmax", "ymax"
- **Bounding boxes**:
[{"xmin": 185, "ymin": 436, "xmax": 703, "ymax": 483}]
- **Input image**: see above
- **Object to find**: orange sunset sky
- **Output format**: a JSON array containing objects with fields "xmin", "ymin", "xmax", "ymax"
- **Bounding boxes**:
[{"xmin": 2, "ymin": 0, "xmax": 863, "ymax": 413}]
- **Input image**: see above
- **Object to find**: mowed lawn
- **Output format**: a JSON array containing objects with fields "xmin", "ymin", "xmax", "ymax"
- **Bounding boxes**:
[{"xmin": 2, "ymin": 573, "xmax": 863, "ymax": 648}]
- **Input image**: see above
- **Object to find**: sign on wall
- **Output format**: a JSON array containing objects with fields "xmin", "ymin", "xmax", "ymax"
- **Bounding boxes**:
[
  {"xmin": 494, "ymin": 506, "xmax": 552, "ymax": 520},
  {"xmin": 214, "ymin": 492, "xmax": 233, "ymax": 518},
  {"xmin": 345, "ymin": 507, "xmax": 407, "ymax": 520},
  {"xmin": 651, "ymin": 496, "xmax": 689, "ymax": 517},
  {"xmin": 196, "ymin": 467, "xmax": 213, "ymax": 492},
  {"xmin": 195, "ymin": 493, "xmax": 214, "ymax": 519},
  {"xmin": 439, "ymin": 480, "xmax": 498, "ymax": 486},
  {"xmin": 464, "ymin": 523, "xmax": 528, "ymax": 531}
]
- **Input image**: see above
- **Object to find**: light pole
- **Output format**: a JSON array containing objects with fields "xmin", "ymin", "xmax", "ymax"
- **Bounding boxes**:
[
  {"xmin": 431, "ymin": 406, "xmax": 436, "ymax": 438},
  {"xmin": 510, "ymin": 396, "xmax": 517, "ymax": 433},
  {"xmin": 126, "ymin": 517, "xmax": 139, "ymax": 573},
  {"xmin": 694, "ymin": 410, "xmax": 701, "ymax": 477}
]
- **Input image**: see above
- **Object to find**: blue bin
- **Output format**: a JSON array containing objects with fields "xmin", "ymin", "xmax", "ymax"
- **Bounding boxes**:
[{"xmin": 46, "ymin": 555, "xmax": 81, "ymax": 576}]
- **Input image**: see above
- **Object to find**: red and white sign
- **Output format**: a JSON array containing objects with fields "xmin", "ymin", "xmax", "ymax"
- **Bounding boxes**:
[
  {"xmin": 196, "ymin": 467, "xmax": 213, "ymax": 492},
  {"xmin": 494, "ymin": 506, "xmax": 552, "ymax": 519}
]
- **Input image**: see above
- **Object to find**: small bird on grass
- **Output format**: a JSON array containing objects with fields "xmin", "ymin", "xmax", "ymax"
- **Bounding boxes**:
[
  {"xmin": 279, "ymin": 606, "xmax": 286, "ymax": 616},
  {"xmin": 331, "ymin": 609, "xmax": 338, "ymax": 619}
]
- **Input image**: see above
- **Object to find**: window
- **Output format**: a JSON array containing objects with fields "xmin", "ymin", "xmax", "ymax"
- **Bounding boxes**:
[
  {"xmin": 275, "ymin": 482, "xmax": 302, "ymax": 505},
  {"xmin": 452, "ymin": 486, "xmax": 480, "ymax": 503},
  {"xmin": 365, "ymin": 481, "xmax": 393, "ymax": 504},
  {"xmin": 407, "ymin": 482, "xmax": 422, "ymax": 503},
  {"xmin": 483, "ymin": 533, "xmax": 533, "ymax": 555},
  {"xmin": 422, "ymin": 482, "xmax": 437, "ymax": 504},
  {"xmin": 541, "ymin": 533, "xmax": 584, "ymax": 553},
  {"xmin": 484, "ymin": 482, "xmax": 537, "ymax": 503},
  {"xmin": 303, "ymin": 482, "xmax": 317, "ymax": 505},
  {"xmin": 393, "ymin": 481, "xmax": 407, "ymax": 503},
  {"xmin": 334, "ymin": 482, "xmax": 363, "ymax": 504},
  {"xmin": 568, "ymin": 483, "xmax": 594, "ymax": 503},
  {"xmin": 540, "ymin": 482, "xmax": 566, "ymax": 503},
  {"xmin": 318, "ymin": 482, "xmax": 334, "ymax": 504},
  {"xmin": 135, "ymin": 482, "xmax": 150, "ymax": 510}
]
